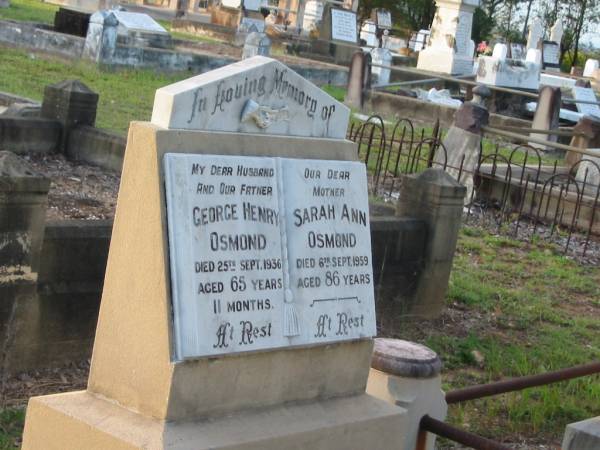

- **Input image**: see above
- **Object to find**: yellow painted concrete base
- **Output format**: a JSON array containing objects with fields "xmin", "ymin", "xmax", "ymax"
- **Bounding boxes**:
[{"xmin": 22, "ymin": 391, "xmax": 407, "ymax": 450}]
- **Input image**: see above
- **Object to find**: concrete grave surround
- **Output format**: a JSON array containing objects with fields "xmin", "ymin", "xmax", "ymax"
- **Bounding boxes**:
[
  {"xmin": 151, "ymin": 56, "xmax": 350, "ymax": 139},
  {"xmin": 416, "ymin": 0, "xmax": 480, "ymax": 75},
  {"xmin": 164, "ymin": 154, "xmax": 376, "ymax": 360},
  {"xmin": 563, "ymin": 416, "xmax": 600, "ymax": 450}
]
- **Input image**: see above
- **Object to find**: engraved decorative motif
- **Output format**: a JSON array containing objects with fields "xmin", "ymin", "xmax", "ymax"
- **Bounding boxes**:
[{"xmin": 241, "ymin": 99, "xmax": 290, "ymax": 129}]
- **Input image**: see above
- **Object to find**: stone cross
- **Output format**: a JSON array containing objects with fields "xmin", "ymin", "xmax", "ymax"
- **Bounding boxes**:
[{"xmin": 527, "ymin": 18, "xmax": 543, "ymax": 49}]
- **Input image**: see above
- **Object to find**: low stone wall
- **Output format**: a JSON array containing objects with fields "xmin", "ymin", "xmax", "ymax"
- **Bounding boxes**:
[
  {"xmin": 0, "ymin": 117, "xmax": 61, "ymax": 154},
  {"xmin": 66, "ymin": 125, "xmax": 126, "ymax": 172},
  {"xmin": 1, "ymin": 215, "xmax": 428, "ymax": 372},
  {"xmin": 0, "ymin": 20, "xmax": 85, "ymax": 59}
]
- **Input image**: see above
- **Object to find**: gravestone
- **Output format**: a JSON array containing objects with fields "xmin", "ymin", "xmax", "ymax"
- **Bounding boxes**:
[
  {"xmin": 374, "ymin": 8, "xmax": 392, "ymax": 30},
  {"xmin": 477, "ymin": 44, "xmax": 540, "ymax": 89},
  {"xmin": 302, "ymin": 0, "xmax": 324, "ymax": 35},
  {"xmin": 83, "ymin": 10, "xmax": 118, "ymax": 63},
  {"xmin": 412, "ymin": 29, "xmax": 430, "ymax": 52},
  {"xmin": 329, "ymin": 7, "xmax": 358, "ymax": 43},
  {"xmin": 550, "ymin": 19, "xmax": 563, "ymax": 44},
  {"xmin": 0, "ymin": 0, "xmax": 8, "ymax": 8},
  {"xmin": 242, "ymin": 31, "xmax": 271, "ymax": 59},
  {"xmin": 527, "ymin": 18, "xmax": 543, "ymax": 50},
  {"xmin": 542, "ymin": 40, "xmax": 560, "ymax": 71},
  {"xmin": 510, "ymin": 43, "xmax": 525, "ymax": 60},
  {"xmin": 574, "ymin": 149, "xmax": 600, "ymax": 188},
  {"xmin": 53, "ymin": 7, "xmax": 90, "ymax": 37},
  {"xmin": 492, "ymin": 43, "xmax": 507, "ymax": 59},
  {"xmin": 371, "ymin": 47, "xmax": 392, "ymax": 86},
  {"xmin": 22, "ymin": 56, "xmax": 406, "ymax": 449},
  {"xmin": 572, "ymin": 86, "xmax": 600, "ymax": 119},
  {"xmin": 416, "ymin": 0, "xmax": 480, "ymax": 75},
  {"xmin": 360, "ymin": 20, "xmax": 378, "ymax": 47},
  {"xmin": 526, "ymin": 47, "xmax": 542, "ymax": 65},
  {"xmin": 584, "ymin": 59, "xmax": 599, "ymax": 78},
  {"xmin": 112, "ymin": 11, "xmax": 171, "ymax": 48}
]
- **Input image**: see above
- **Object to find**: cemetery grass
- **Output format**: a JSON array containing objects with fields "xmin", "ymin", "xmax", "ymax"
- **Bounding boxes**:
[
  {"xmin": 395, "ymin": 225, "xmax": 600, "ymax": 448},
  {"xmin": 0, "ymin": 409, "xmax": 24, "ymax": 449},
  {"xmin": 0, "ymin": 0, "xmax": 58, "ymax": 24}
]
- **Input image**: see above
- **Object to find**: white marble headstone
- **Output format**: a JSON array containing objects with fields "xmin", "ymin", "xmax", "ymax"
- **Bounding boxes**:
[
  {"xmin": 151, "ymin": 56, "xmax": 350, "ymax": 139},
  {"xmin": 492, "ymin": 43, "xmax": 507, "ymax": 60},
  {"xmin": 572, "ymin": 87, "xmax": 600, "ymax": 118},
  {"xmin": 550, "ymin": 19, "xmax": 563, "ymax": 44},
  {"xmin": 112, "ymin": 11, "xmax": 168, "ymax": 34},
  {"xmin": 164, "ymin": 153, "xmax": 376, "ymax": 359},
  {"xmin": 526, "ymin": 48, "xmax": 542, "ymax": 65},
  {"xmin": 527, "ymin": 18, "xmax": 543, "ymax": 50},
  {"xmin": 584, "ymin": 59, "xmax": 600, "ymax": 78},
  {"xmin": 331, "ymin": 8, "xmax": 358, "ymax": 43},
  {"xmin": 376, "ymin": 9, "xmax": 392, "ymax": 29}
]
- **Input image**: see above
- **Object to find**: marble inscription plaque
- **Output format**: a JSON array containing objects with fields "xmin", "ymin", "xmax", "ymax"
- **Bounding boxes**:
[
  {"xmin": 331, "ymin": 9, "xmax": 358, "ymax": 43},
  {"xmin": 376, "ymin": 10, "xmax": 392, "ymax": 29},
  {"xmin": 164, "ymin": 154, "xmax": 376, "ymax": 360},
  {"xmin": 573, "ymin": 87, "xmax": 600, "ymax": 118}
]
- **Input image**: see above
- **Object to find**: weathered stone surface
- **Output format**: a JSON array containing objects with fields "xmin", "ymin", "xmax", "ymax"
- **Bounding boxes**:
[
  {"xmin": 241, "ymin": 31, "xmax": 271, "ymax": 59},
  {"xmin": 371, "ymin": 338, "xmax": 442, "ymax": 378},
  {"xmin": 151, "ymin": 56, "xmax": 350, "ymax": 139},
  {"xmin": 563, "ymin": 416, "xmax": 600, "ymax": 450},
  {"xmin": 345, "ymin": 51, "xmax": 371, "ymax": 109},
  {"xmin": 453, "ymin": 102, "xmax": 489, "ymax": 133},
  {"xmin": 566, "ymin": 115, "xmax": 600, "ymax": 169},
  {"xmin": 584, "ymin": 59, "xmax": 599, "ymax": 78},
  {"xmin": 417, "ymin": 0, "xmax": 479, "ymax": 75},
  {"xmin": 530, "ymin": 86, "xmax": 561, "ymax": 151}
]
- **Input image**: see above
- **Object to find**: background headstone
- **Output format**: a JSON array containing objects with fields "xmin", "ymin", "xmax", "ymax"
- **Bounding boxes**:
[
  {"xmin": 527, "ymin": 18, "xmax": 543, "ymax": 50},
  {"xmin": 242, "ymin": 32, "xmax": 271, "ymax": 59},
  {"xmin": 542, "ymin": 41, "xmax": 560, "ymax": 71},
  {"xmin": 572, "ymin": 86, "xmax": 600, "ymax": 119},
  {"xmin": 301, "ymin": 0, "xmax": 324, "ymax": 35},
  {"xmin": 526, "ymin": 48, "xmax": 542, "ymax": 65},
  {"xmin": 416, "ymin": 0, "xmax": 480, "ymax": 75},
  {"xmin": 492, "ymin": 43, "xmax": 507, "ymax": 60},
  {"xmin": 510, "ymin": 43, "xmax": 525, "ymax": 60},
  {"xmin": 82, "ymin": 10, "xmax": 118, "ymax": 63},
  {"xmin": 370, "ymin": 48, "xmax": 392, "ymax": 86},
  {"xmin": 330, "ymin": 7, "xmax": 358, "ymax": 43},
  {"xmin": 584, "ymin": 59, "xmax": 599, "ymax": 78},
  {"xmin": 550, "ymin": 19, "xmax": 563, "ymax": 44}
]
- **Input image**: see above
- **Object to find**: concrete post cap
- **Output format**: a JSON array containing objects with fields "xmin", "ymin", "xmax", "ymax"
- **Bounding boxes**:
[
  {"xmin": 371, "ymin": 338, "xmax": 442, "ymax": 379},
  {"xmin": 0, "ymin": 151, "xmax": 50, "ymax": 192}
]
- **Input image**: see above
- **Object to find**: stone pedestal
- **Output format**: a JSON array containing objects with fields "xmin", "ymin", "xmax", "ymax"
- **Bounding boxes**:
[
  {"xmin": 0, "ymin": 152, "xmax": 50, "ymax": 373},
  {"xmin": 396, "ymin": 169, "xmax": 466, "ymax": 317},
  {"xmin": 367, "ymin": 338, "xmax": 446, "ymax": 450},
  {"xmin": 41, "ymin": 79, "xmax": 98, "ymax": 153},
  {"xmin": 417, "ymin": 0, "xmax": 479, "ymax": 75},
  {"xmin": 22, "ymin": 123, "xmax": 407, "ymax": 449}
]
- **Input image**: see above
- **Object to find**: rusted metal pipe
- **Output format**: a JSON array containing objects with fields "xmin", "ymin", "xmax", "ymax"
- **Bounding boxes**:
[
  {"xmin": 419, "ymin": 415, "xmax": 510, "ymax": 450},
  {"xmin": 446, "ymin": 361, "xmax": 600, "ymax": 404}
]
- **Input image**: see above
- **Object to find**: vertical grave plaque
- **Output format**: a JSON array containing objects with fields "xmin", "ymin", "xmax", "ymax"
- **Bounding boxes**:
[
  {"xmin": 164, "ymin": 154, "xmax": 376, "ymax": 360},
  {"xmin": 331, "ymin": 9, "xmax": 358, "ymax": 43}
]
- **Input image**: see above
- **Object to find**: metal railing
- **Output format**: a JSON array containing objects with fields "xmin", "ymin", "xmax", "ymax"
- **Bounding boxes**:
[{"xmin": 348, "ymin": 115, "xmax": 600, "ymax": 256}]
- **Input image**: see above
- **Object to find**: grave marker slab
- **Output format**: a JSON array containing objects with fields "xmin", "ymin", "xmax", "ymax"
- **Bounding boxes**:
[
  {"xmin": 542, "ymin": 41, "xmax": 560, "ymax": 70},
  {"xmin": 151, "ymin": 56, "xmax": 350, "ymax": 139},
  {"xmin": 113, "ymin": 11, "xmax": 168, "ymax": 34},
  {"xmin": 573, "ymin": 86, "xmax": 600, "ymax": 118},
  {"xmin": 164, "ymin": 153, "xmax": 375, "ymax": 359},
  {"xmin": 375, "ymin": 9, "xmax": 392, "ymax": 29},
  {"xmin": 331, "ymin": 8, "xmax": 358, "ymax": 43}
]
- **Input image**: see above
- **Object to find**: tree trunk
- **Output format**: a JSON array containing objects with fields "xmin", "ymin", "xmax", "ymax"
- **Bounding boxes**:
[{"xmin": 572, "ymin": 0, "xmax": 587, "ymax": 69}]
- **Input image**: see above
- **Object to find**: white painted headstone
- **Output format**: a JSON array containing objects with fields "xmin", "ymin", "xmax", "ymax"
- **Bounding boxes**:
[
  {"xmin": 151, "ymin": 56, "xmax": 350, "ymax": 139},
  {"xmin": 376, "ymin": 9, "xmax": 392, "ymax": 29},
  {"xmin": 572, "ymin": 86, "xmax": 600, "ymax": 118},
  {"xmin": 331, "ymin": 8, "xmax": 358, "ymax": 43},
  {"xmin": 526, "ymin": 48, "xmax": 542, "ymax": 65},
  {"xmin": 238, "ymin": 17, "xmax": 266, "ymax": 34},
  {"xmin": 164, "ymin": 153, "xmax": 376, "ymax": 359},
  {"xmin": 550, "ymin": 19, "xmax": 563, "ymax": 44},
  {"xmin": 370, "ymin": 48, "xmax": 392, "ymax": 86},
  {"xmin": 302, "ymin": 0, "xmax": 324, "ymax": 34},
  {"xmin": 510, "ymin": 43, "xmax": 525, "ymax": 60},
  {"xmin": 112, "ymin": 11, "xmax": 168, "ymax": 34},
  {"xmin": 575, "ymin": 148, "xmax": 600, "ymax": 187},
  {"xmin": 360, "ymin": 20, "xmax": 377, "ymax": 47},
  {"xmin": 527, "ymin": 18, "xmax": 543, "ymax": 50},
  {"xmin": 492, "ymin": 43, "xmax": 507, "ymax": 60},
  {"xmin": 584, "ymin": 59, "xmax": 600, "ymax": 78}
]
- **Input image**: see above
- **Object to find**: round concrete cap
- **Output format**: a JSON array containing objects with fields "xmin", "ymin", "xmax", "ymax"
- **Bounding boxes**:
[{"xmin": 371, "ymin": 338, "xmax": 442, "ymax": 379}]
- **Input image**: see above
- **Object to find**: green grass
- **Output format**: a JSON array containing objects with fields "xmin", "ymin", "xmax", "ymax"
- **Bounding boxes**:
[
  {"xmin": 0, "ymin": 46, "xmax": 192, "ymax": 134},
  {"xmin": 0, "ymin": 0, "xmax": 58, "ymax": 24},
  {"xmin": 156, "ymin": 19, "xmax": 222, "ymax": 44},
  {"xmin": 0, "ymin": 409, "xmax": 24, "ymax": 450},
  {"xmin": 413, "ymin": 225, "xmax": 600, "ymax": 444}
]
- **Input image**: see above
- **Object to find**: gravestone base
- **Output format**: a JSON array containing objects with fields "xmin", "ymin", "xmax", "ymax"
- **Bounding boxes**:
[
  {"xmin": 416, "ymin": 48, "xmax": 473, "ymax": 76},
  {"xmin": 24, "ymin": 391, "xmax": 405, "ymax": 450}
]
